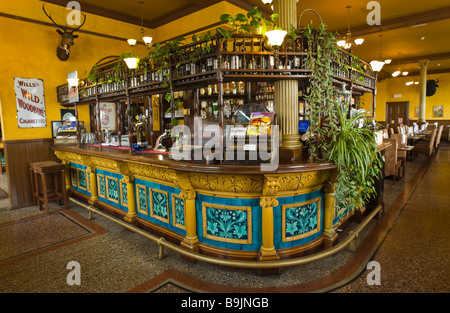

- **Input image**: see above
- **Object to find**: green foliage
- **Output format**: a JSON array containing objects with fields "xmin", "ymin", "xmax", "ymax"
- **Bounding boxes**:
[
  {"xmin": 218, "ymin": 7, "xmax": 280, "ymax": 38},
  {"xmin": 302, "ymin": 22, "xmax": 383, "ymax": 211},
  {"xmin": 146, "ymin": 37, "xmax": 186, "ymax": 111}
]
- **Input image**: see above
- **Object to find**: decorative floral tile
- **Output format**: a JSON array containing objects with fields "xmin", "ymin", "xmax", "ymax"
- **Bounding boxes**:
[
  {"xmin": 282, "ymin": 197, "xmax": 321, "ymax": 242},
  {"xmin": 106, "ymin": 177, "xmax": 119, "ymax": 203},
  {"xmin": 172, "ymin": 194, "xmax": 185, "ymax": 229},
  {"xmin": 97, "ymin": 174, "xmax": 106, "ymax": 197},
  {"xmin": 150, "ymin": 189, "xmax": 169, "ymax": 223},
  {"xmin": 202, "ymin": 203, "xmax": 252, "ymax": 244},
  {"xmin": 121, "ymin": 180, "xmax": 128, "ymax": 207},
  {"xmin": 77, "ymin": 169, "xmax": 87, "ymax": 190},
  {"xmin": 136, "ymin": 185, "xmax": 148, "ymax": 215},
  {"xmin": 71, "ymin": 167, "xmax": 77, "ymax": 187}
]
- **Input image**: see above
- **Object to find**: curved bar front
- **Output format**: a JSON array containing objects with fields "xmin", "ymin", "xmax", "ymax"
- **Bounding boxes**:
[{"xmin": 54, "ymin": 145, "xmax": 350, "ymax": 272}]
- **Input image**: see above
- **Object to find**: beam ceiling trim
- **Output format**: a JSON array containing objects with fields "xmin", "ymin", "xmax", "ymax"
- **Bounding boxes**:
[
  {"xmin": 338, "ymin": 6, "xmax": 450, "ymax": 36},
  {"xmin": 389, "ymin": 52, "xmax": 450, "ymax": 65}
]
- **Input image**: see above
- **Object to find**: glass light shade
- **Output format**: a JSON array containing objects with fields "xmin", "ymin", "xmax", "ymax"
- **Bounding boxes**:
[
  {"xmin": 124, "ymin": 57, "xmax": 139, "ymax": 69},
  {"xmin": 402, "ymin": 71, "xmax": 409, "ymax": 76},
  {"xmin": 354, "ymin": 38, "xmax": 364, "ymax": 45},
  {"xmin": 265, "ymin": 30, "xmax": 287, "ymax": 48},
  {"xmin": 414, "ymin": 81, "xmax": 419, "ymax": 85},
  {"xmin": 344, "ymin": 42, "xmax": 352, "ymax": 49},
  {"xmin": 384, "ymin": 59, "xmax": 392, "ymax": 64},
  {"xmin": 67, "ymin": 78, "xmax": 79, "ymax": 87},
  {"xmin": 370, "ymin": 60, "xmax": 385, "ymax": 72},
  {"xmin": 337, "ymin": 39, "xmax": 346, "ymax": 47},
  {"xmin": 392, "ymin": 70, "xmax": 401, "ymax": 77},
  {"xmin": 261, "ymin": 0, "xmax": 272, "ymax": 4},
  {"xmin": 127, "ymin": 38, "xmax": 137, "ymax": 46},
  {"xmin": 143, "ymin": 36, "xmax": 153, "ymax": 45},
  {"xmin": 406, "ymin": 81, "xmax": 414, "ymax": 86}
]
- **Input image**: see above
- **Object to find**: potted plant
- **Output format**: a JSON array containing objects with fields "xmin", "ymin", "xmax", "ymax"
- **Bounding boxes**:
[{"xmin": 302, "ymin": 22, "xmax": 383, "ymax": 211}]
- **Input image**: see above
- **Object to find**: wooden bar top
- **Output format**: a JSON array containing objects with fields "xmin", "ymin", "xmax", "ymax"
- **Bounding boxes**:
[{"xmin": 53, "ymin": 144, "xmax": 336, "ymax": 175}]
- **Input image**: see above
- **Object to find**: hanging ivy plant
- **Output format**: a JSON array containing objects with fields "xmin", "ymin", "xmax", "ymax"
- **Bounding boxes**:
[{"xmin": 302, "ymin": 22, "xmax": 383, "ymax": 212}]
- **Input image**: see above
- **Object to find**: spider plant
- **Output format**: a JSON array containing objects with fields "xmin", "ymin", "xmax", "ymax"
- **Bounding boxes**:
[{"xmin": 328, "ymin": 101, "xmax": 383, "ymax": 210}]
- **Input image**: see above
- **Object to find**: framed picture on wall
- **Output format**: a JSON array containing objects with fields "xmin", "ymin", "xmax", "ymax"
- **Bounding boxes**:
[
  {"xmin": 51, "ymin": 121, "xmax": 62, "ymax": 138},
  {"xmin": 433, "ymin": 106, "xmax": 443, "ymax": 118},
  {"xmin": 60, "ymin": 109, "xmax": 76, "ymax": 122}
]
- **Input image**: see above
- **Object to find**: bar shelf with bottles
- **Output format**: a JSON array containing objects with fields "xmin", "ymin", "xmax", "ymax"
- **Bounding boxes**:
[{"xmin": 57, "ymin": 33, "xmax": 375, "ymax": 107}]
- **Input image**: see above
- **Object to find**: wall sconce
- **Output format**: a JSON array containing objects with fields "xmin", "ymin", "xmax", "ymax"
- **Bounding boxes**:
[
  {"xmin": 124, "ymin": 57, "xmax": 139, "ymax": 69},
  {"xmin": 392, "ymin": 70, "xmax": 401, "ymax": 77}
]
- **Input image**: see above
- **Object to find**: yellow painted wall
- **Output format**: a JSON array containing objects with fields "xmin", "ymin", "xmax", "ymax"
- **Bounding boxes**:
[
  {"xmin": 0, "ymin": 0, "xmax": 148, "ymax": 141},
  {"xmin": 374, "ymin": 72, "xmax": 450, "ymax": 122},
  {"xmin": 0, "ymin": 0, "xmax": 243, "ymax": 141},
  {"xmin": 154, "ymin": 2, "xmax": 246, "ymax": 43}
]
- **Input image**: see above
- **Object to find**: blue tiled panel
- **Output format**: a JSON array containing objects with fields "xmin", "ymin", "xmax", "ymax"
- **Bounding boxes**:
[
  {"xmin": 333, "ymin": 206, "xmax": 351, "ymax": 226},
  {"xmin": 274, "ymin": 189, "xmax": 324, "ymax": 250},
  {"xmin": 69, "ymin": 163, "xmax": 91, "ymax": 197},
  {"xmin": 134, "ymin": 177, "xmax": 186, "ymax": 236},
  {"xmin": 196, "ymin": 193, "xmax": 261, "ymax": 251},
  {"xmin": 95, "ymin": 168, "xmax": 128, "ymax": 213}
]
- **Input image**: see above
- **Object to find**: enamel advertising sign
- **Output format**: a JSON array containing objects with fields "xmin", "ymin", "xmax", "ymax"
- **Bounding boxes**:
[{"xmin": 14, "ymin": 77, "xmax": 46, "ymax": 128}]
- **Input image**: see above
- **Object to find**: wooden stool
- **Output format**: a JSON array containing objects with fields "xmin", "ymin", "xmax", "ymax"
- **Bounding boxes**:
[{"xmin": 30, "ymin": 161, "xmax": 67, "ymax": 212}]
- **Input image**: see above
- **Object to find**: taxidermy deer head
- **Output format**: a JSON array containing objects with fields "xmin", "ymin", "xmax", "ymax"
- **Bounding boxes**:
[{"xmin": 42, "ymin": 4, "xmax": 86, "ymax": 61}]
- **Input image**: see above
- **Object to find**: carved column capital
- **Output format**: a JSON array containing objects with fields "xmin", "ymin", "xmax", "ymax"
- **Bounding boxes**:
[
  {"xmin": 122, "ymin": 175, "xmax": 134, "ymax": 184},
  {"xmin": 260, "ymin": 196, "xmax": 279, "ymax": 208},
  {"xmin": 180, "ymin": 189, "xmax": 196, "ymax": 200}
]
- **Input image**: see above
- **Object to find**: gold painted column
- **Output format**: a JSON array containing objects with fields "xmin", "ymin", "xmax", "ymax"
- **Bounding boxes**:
[
  {"xmin": 322, "ymin": 176, "xmax": 338, "ymax": 248},
  {"xmin": 123, "ymin": 175, "xmax": 137, "ymax": 224},
  {"xmin": 258, "ymin": 175, "xmax": 280, "ymax": 275},
  {"xmin": 61, "ymin": 161, "xmax": 72, "ymax": 193},
  {"xmin": 86, "ymin": 166, "xmax": 98, "ymax": 207},
  {"xmin": 418, "ymin": 59, "xmax": 429, "ymax": 123},
  {"xmin": 176, "ymin": 171, "xmax": 199, "ymax": 263},
  {"xmin": 273, "ymin": 0, "xmax": 302, "ymax": 151}
]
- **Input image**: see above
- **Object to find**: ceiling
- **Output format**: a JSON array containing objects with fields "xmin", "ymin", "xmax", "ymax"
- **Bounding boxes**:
[{"xmin": 42, "ymin": 0, "xmax": 450, "ymax": 80}]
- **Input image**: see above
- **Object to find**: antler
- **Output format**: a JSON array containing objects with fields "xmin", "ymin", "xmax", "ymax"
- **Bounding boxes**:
[
  {"xmin": 42, "ymin": 4, "xmax": 66, "ymax": 31},
  {"xmin": 72, "ymin": 12, "xmax": 87, "ymax": 32}
]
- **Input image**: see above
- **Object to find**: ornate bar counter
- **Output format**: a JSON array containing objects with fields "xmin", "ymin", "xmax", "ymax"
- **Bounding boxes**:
[{"xmin": 53, "ymin": 144, "xmax": 360, "ymax": 270}]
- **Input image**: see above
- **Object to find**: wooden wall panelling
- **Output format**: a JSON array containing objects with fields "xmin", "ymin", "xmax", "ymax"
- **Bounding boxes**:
[{"xmin": 3, "ymin": 138, "xmax": 58, "ymax": 209}]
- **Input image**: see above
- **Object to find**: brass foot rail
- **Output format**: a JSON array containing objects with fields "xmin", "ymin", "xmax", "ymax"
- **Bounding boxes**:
[{"xmin": 69, "ymin": 197, "xmax": 382, "ymax": 269}]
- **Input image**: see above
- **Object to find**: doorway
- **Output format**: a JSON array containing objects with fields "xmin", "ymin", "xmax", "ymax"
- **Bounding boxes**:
[{"xmin": 386, "ymin": 101, "xmax": 409, "ymax": 132}]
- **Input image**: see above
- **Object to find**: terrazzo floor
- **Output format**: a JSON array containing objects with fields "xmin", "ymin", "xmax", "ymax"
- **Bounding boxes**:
[{"xmin": 0, "ymin": 146, "xmax": 448, "ymax": 298}]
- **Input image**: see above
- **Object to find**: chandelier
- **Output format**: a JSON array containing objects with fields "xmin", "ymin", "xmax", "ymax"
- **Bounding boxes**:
[
  {"xmin": 337, "ymin": 6, "xmax": 364, "ymax": 50},
  {"xmin": 127, "ymin": 1, "xmax": 152, "ymax": 47}
]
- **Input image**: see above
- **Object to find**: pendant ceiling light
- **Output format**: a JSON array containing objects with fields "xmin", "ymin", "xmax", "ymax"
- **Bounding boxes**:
[
  {"xmin": 265, "ymin": 30, "xmax": 287, "ymax": 48},
  {"xmin": 391, "ymin": 54, "xmax": 408, "ymax": 77},
  {"xmin": 370, "ymin": 34, "xmax": 386, "ymax": 72},
  {"xmin": 127, "ymin": 1, "xmax": 153, "ymax": 47},
  {"xmin": 337, "ymin": 6, "xmax": 364, "ymax": 50}
]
